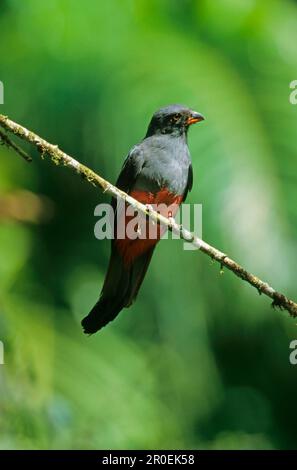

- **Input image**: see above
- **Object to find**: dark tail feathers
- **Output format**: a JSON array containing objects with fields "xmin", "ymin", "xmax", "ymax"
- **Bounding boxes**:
[
  {"xmin": 81, "ymin": 247, "xmax": 155, "ymax": 334},
  {"xmin": 81, "ymin": 297, "xmax": 122, "ymax": 334}
]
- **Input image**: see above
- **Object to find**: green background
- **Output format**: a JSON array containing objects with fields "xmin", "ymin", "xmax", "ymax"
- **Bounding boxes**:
[{"xmin": 0, "ymin": 0, "xmax": 297, "ymax": 450}]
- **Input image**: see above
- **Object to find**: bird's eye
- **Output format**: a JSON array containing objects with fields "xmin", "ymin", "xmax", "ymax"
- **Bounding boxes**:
[{"xmin": 171, "ymin": 113, "xmax": 180, "ymax": 123}]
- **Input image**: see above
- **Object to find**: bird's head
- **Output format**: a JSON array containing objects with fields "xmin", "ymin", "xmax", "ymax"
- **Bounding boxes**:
[{"xmin": 146, "ymin": 104, "xmax": 205, "ymax": 138}]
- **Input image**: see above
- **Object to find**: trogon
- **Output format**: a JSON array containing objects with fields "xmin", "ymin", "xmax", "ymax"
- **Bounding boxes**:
[{"xmin": 82, "ymin": 104, "xmax": 204, "ymax": 334}]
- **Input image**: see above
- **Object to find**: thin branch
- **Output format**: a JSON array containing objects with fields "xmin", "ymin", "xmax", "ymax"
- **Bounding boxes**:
[
  {"xmin": 0, "ymin": 128, "xmax": 32, "ymax": 162},
  {"xmin": 0, "ymin": 113, "xmax": 297, "ymax": 318}
]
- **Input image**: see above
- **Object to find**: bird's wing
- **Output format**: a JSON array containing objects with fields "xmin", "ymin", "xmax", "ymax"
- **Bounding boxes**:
[
  {"xmin": 117, "ymin": 146, "xmax": 145, "ymax": 190},
  {"xmin": 182, "ymin": 163, "xmax": 193, "ymax": 202},
  {"xmin": 111, "ymin": 145, "xmax": 145, "ymax": 213}
]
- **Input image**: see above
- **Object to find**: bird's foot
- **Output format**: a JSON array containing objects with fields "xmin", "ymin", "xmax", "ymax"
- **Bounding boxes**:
[
  {"xmin": 168, "ymin": 216, "xmax": 176, "ymax": 226},
  {"xmin": 145, "ymin": 204, "xmax": 156, "ymax": 225},
  {"xmin": 145, "ymin": 204, "xmax": 154, "ymax": 213}
]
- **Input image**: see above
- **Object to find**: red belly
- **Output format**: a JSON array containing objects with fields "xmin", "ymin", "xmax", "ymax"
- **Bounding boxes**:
[{"xmin": 115, "ymin": 189, "xmax": 183, "ymax": 266}]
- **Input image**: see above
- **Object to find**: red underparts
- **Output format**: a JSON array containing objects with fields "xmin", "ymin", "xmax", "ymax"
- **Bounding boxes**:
[{"xmin": 115, "ymin": 189, "xmax": 183, "ymax": 266}]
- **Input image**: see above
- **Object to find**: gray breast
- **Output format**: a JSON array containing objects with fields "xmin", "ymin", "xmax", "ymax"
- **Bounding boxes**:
[{"xmin": 134, "ymin": 135, "xmax": 191, "ymax": 195}]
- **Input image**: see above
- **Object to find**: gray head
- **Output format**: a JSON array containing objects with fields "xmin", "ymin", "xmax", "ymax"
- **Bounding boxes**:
[{"xmin": 146, "ymin": 104, "xmax": 204, "ymax": 137}]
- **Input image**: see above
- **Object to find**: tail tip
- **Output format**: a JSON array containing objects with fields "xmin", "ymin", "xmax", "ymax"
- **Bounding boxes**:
[{"xmin": 81, "ymin": 314, "xmax": 99, "ymax": 335}]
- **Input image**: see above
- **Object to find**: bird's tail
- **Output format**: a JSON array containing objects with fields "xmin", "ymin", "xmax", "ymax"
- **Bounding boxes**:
[{"xmin": 81, "ymin": 246, "xmax": 155, "ymax": 334}]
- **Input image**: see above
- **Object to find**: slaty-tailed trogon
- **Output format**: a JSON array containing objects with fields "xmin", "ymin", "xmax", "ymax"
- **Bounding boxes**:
[{"xmin": 82, "ymin": 104, "xmax": 204, "ymax": 334}]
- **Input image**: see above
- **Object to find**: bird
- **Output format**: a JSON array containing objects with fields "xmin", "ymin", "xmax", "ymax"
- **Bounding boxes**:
[{"xmin": 81, "ymin": 104, "xmax": 204, "ymax": 334}]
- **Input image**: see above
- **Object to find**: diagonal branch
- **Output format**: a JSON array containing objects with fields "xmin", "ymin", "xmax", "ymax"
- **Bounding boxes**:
[
  {"xmin": 0, "ymin": 128, "xmax": 32, "ymax": 162},
  {"xmin": 0, "ymin": 112, "xmax": 296, "ymax": 318}
]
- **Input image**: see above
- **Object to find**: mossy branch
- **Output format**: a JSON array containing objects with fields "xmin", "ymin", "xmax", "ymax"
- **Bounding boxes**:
[
  {"xmin": 1, "ymin": 113, "xmax": 297, "ymax": 318},
  {"xmin": 0, "ymin": 128, "xmax": 32, "ymax": 162}
]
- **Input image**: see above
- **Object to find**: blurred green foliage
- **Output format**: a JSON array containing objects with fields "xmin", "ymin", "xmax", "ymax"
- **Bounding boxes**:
[{"xmin": 0, "ymin": 0, "xmax": 297, "ymax": 450}]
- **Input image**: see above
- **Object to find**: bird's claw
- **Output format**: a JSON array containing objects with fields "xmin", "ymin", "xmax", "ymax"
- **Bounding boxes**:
[
  {"xmin": 145, "ymin": 204, "xmax": 156, "ymax": 225},
  {"xmin": 145, "ymin": 204, "xmax": 154, "ymax": 212}
]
